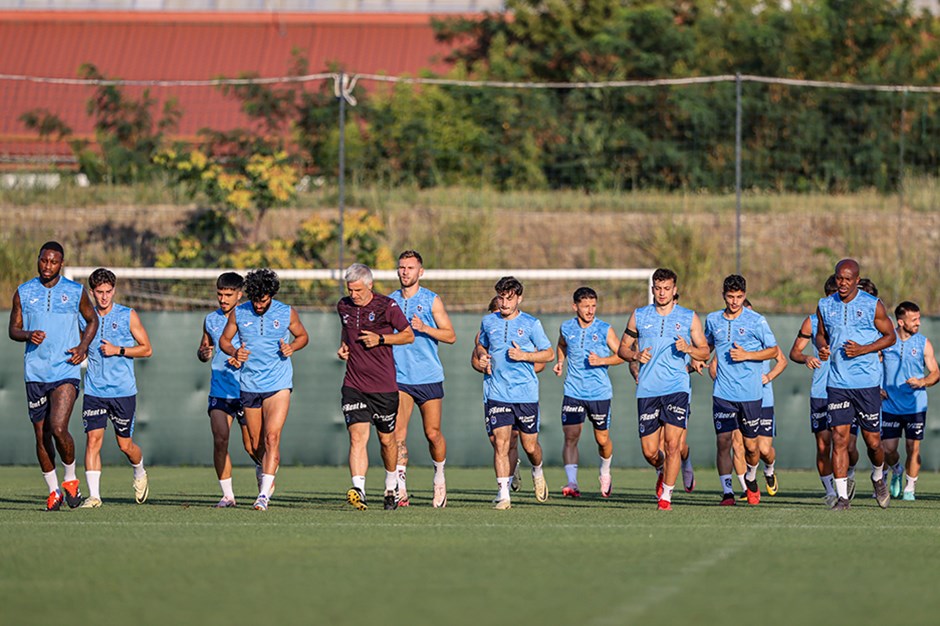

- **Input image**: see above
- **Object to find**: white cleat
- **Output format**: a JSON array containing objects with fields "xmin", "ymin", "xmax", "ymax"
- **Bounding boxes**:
[
  {"xmin": 215, "ymin": 497, "xmax": 237, "ymax": 508},
  {"xmin": 79, "ymin": 496, "xmax": 102, "ymax": 509},
  {"xmin": 432, "ymin": 482, "xmax": 447, "ymax": 508},
  {"xmin": 533, "ymin": 473, "xmax": 549, "ymax": 503},
  {"xmin": 133, "ymin": 473, "xmax": 149, "ymax": 504}
]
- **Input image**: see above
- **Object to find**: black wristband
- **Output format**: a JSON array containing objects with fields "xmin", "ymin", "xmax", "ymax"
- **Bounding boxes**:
[
  {"xmin": 120, "ymin": 346, "xmax": 126, "ymax": 357},
  {"xmin": 797, "ymin": 332, "xmax": 812, "ymax": 339},
  {"xmin": 379, "ymin": 335, "xmax": 385, "ymax": 346}
]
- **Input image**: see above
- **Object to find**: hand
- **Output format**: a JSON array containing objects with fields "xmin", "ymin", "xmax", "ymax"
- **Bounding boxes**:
[
  {"xmin": 198, "ymin": 344, "xmax": 213, "ymax": 361},
  {"xmin": 410, "ymin": 315, "xmax": 426, "ymax": 333},
  {"xmin": 674, "ymin": 336, "xmax": 691, "ymax": 354},
  {"xmin": 843, "ymin": 340, "xmax": 865, "ymax": 358},
  {"xmin": 635, "ymin": 347, "xmax": 653, "ymax": 364},
  {"xmin": 100, "ymin": 339, "xmax": 120, "ymax": 357},
  {"xmin": 358, "ymin": 330, "xmax": 382, "ymax": 349},
  {"xmin": 279, "ymin": 340, "xmax": 293, "ymax": 357},
  {"xmin": 587, "ymin": 351, "xmax": 603, "ymax": 367},
  {"xmin": 689, "ymin": 359, "xmax": 705, "ymax": 375},
  {"xmin": 507, "ymin": 341, "xmax": 528, "ymax": 362},
  {"xmin": 478, "ymin": 351, "xmax": 492, "ymax": 375},
  {"xmin": 729, "ymin": 343, "xmax": 749, "ymax": 362},
  {"xmin": 761, "ymin": 374, "xmax": 770, "ymax": 385},
  {"xmin": 552, "ymin": 361, "xmax": 563, "ymax": 376},
  {"xmin": 28, "ymin": 330, "xmax": 46, "ymax": 345},
  {"xmin": 906, "ymin": 376, "xmax": 926, "ymax": 389},
  {"xmin": 337, "ymin": 343, "xmax": 350, "ymax": 360},
  {"xmin": 235, "ymin": 345, "xmax": 251, "ymax": 363},
  {"xmin": 880, "ymin": 388, "xmax": 888, "ymax": 399},
  {"xmin": 227, "ymin": 356, "xmax": 242, "ymax": 369},
  {"xmin": 67, "ymin": 345, "xmax": 88, "ymax": 365},
  {"xmin": 804, "ymin": 356, "xmax": 821, "ymax": 370},
  {"xmin": 818, "ymin": 344, "xmax": 830, "ymax": 361}
]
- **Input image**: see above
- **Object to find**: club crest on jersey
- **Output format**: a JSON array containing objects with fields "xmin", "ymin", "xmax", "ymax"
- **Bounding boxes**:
[
  {"xmin": 517, "ymin": 328, "xmax": 525, "ymax": 337},
  {"xmin": 912, "ymin": 348, "xmax": 919, "ymax": 356},
  {"xmin": 61, "ymin": 294, "xmax": 69, "ymax": 303},
  {"xmin": 416, "ymin": 304, "xmax": 424, "ymax": 313},
  {"xmin": 273, "ymin": 319, "xmax": 280, "ymax": 329},
  {"xmin": 738, "ymin": 327, "xmax": 746, "ymax": 335},
  {"xmin": 856, "ymin": 310, "xmax": 863, "ymax": 318},
  {"xmin": 369, "ymin": 312, "xmax": 376, "ymax": 322},
  {"xmin": 592, "ymin": 333, "xmax": 598, "ymax": 342},
  {"xmin": 111, "ymin": 322, "xmax": 118, "ymax": 330},
  {"xmin": 675, "ymin": 322, "xmax": 682, "ymax": 331}
]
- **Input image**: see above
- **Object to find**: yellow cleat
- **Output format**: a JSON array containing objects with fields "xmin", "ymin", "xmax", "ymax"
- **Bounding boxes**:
[{"xmin": 765, "ymin": 473, "xmax": 778, "ymax": 496}]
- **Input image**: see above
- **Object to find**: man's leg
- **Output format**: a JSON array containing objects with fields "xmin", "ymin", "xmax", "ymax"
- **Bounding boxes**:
[
  {"xmin": 255, "ymin": 390, "xmax": 291, "ymax": 507},
  {"xmin": 860, "ymin": 427, "xmax": 889, "ymax": 508},
  {"xmin": 757, "ymin": 435, "xmax": 777, "ymax": 495},
  {"xmin": 82, "ymin": 427, "xmax": 105, "ymax": 507},
  {"xmin": 679, "ymin": 428, "xmax": 695, "ymax": 492},
  {"xmin": 904, "ymin": 438, "xmax": 921, "ymax": 498},
  {"xmin": 520, "ymin": 431, "xmax": 548, "ymax": 502},
  {"xmin": 48, "ymin": 383, "xmax": 78, "ymax": 466},
  {"xmin": 347, "ymin": 421, "xmax": 371, "ymax": 509},
  {"xmin": 562, "ymin": 423, "xmax": 583, "ymax": 495},
  {"xmin": 394, "ymin": 391, "xmax": 415, "ymax": 503},
  {"xmin": 640, "ymin": 429, "xmax": 665, "ymax": 498},
  {"xmin": 209, "ymin": 409, "xmax": 234, "ymax": 481},
  {"xmin": 741, "ymin": 432, "xmax": 763, "ymax": 505},
  {"xmin": 492, "ymin": 426, "xmax": 512, "ymax": 508},
  {"xmin": 419, "ymin": 398, "xmax": 447, "ymax": 507},
  {"xmin": 659, "ymin": 424, "xmax": 683, "ymax": 508},
  {"xmin": 815, "ymin": 430, "xmax": 836, "ymax": 502},
  {"xmin": 509, "ymin": 429, "xmax": 521, "ymax": 491},
  {"xmin": 882, "ymin": 436, "xmax": 902, "ymax": 498},
  {"xmin": 731, "ymin": 430, "xmax": 747, "ymax": 495},
  {"xmin": 593, "ymin": 425, "xmax": 613, "ymax": 498},
  {"xmin": 715, "ymin": 431, "xmax": 734, "ymax": 503},
  {"xmin": 378, "ymin": 426, "xmax": 400, "ymax": 509}
]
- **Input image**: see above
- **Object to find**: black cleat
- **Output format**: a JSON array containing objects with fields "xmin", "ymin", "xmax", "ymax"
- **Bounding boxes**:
[
  {"xmin": 383, "ymin": 490, "xmax": 399, "ymax": 511},
  {"xmin": 872, "ymin": 478, "xmax": 890, "ymax": 509},
  {"xmin": 831, "ymin": 497, "xmax": 851, "ymax": 511}
]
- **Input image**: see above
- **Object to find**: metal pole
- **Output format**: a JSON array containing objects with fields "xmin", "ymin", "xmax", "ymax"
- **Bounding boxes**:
[
  {"xmin": 896, "ymin": 89, "xmax": 907, "ymax": 304},
  {"xmin": 338, "ymin": 72, "xmax": 346, "ymax": 292},
  {"xmin": 735, "ymin": 72, "xmax": 742, "ymax": 276}
]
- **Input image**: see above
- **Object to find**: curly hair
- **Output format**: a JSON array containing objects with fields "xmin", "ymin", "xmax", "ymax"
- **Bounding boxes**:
[
  {"xmin": 88, "ymin": 267, "xmax": 116, "ymax": 289},
  {"xmin": 244, "ymin": 268, "xmax": 280, "ymax": 301}
]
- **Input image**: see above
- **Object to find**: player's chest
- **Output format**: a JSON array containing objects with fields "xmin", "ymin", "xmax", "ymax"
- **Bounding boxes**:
[{"xmin": 342, "ymin": 306, "xmax": 387, "ymax": 333}]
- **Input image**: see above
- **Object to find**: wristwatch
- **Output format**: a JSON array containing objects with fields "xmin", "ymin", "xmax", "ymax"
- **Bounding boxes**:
[
  {"xmin": 119, "ymin": 347, "xmax": 126, "ymax": 357},
  {"xmin": 378, "ymin": 335, "xmax": 385, "ymax": 346}
]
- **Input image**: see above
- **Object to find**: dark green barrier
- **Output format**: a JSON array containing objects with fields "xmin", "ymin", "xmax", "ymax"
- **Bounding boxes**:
[{"xmin": 2, "ymin": 312, "xmax": 939, "ymax": 471}]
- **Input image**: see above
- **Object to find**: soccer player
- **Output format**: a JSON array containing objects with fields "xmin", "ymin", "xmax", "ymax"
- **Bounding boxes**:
[
  {"xmin": 704, "ymin": 274, "xmax": 779, "ymax": 506},
  {"xmin": 619, "ymin": 268, "xmax": 710, "ymax": 510},
  {"xmin": 477, "ymin": 276, "xmax": 554, "ymax": 510},
  {"xmin": 881, "ymin": 301, "xmax": 939, "ymax": 500},
  {"xmin": 816, "ymin": 258, "xmax": 896, "ymax": 510},
  {"xmin": 337, "ymin": 263, "xmax": 414, "ymax": 511},
  {"xmin": 553, "ymin": 287, "xmax": 624, "ymax": 499},
  {"xmin": 389, "ymin": 250, "xmax": 456, "ymax": 508},
  {"xmin": 220, "ymin": 268, "xmax": 308, "ymax": 511},
  {"xmin": 8, "ymin": 241, "xmax": 98, "ymax": 510},
  {"xmin": 79, "ymin": 268, "xmax": 153, "ymax": 508},
  {"xmin": 788, "ymin": 275, "xmax": 839, "ymax": 506},
  {"xmin": 198, "ymin": 272, "xmax": 263, "ymax": 508}
]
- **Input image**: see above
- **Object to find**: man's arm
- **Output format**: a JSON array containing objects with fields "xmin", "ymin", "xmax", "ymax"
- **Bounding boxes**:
[
  {"xmin": 908, "ymin": 338, "xmax": 940, "ymax": 389},
  {"xmin": 68, "ymin": 290, "xmax": 100, "ymax": 364},
  {"xmin": 844, "ymin": 300, "xmax": 896, "ymax": 358},
  {"xmin": 730, "ymin": 344, "xmax": 778, "ymax": 362},
  {"xmin": 197, "ymin": 321, "xmax": 213, "ymax": 362},
  {"xmin": 219, "ymin": 309, "xmax": 249, "ymax": 365},
  {"xmin": 8, "ymin": 291, "xmax": 41, "ymax": 344},
  {"xmin": 617, "ymin": 311, "xmax": 650, "ymax": 363},
  {"xmin": 552, "ymin": 332, "xmax": 568, "ymax": 376},
  {"xmin": 508, "ymin": 342, "xmax": 555, "ymax": 364},
  {"xmin": 411, "ymin": 296, "xmax": 456, "ymax": 344},
  {"xmin": 678, "ymin": 313, "xmax": 711, "ymax": 362},
  {"xmin": 588, "ymin": 326, "xmax": 626, "ymax": 367},
  {"xmin": 101, "ymin": 310, "xmax": 152, "ymax": 359},
  {"xmin": 280, "ymin": 307, "xmax": 309, "ymax": 357},
  {"xmin": 763, "ymin": 346, "xmax": 788, "ymax": 384},
  {"xmin": 789, "ymin": 316, "xmax": 821, "ymax": 369},
  {"xmin": 814, "ymin": 305, "xmax": 831, "ymax": 361}
]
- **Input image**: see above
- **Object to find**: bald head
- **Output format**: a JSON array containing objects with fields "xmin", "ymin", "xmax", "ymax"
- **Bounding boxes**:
[
  {"xmin": 833, "ymin": 258, "xmax": 861, "ymax": 300},
  {"xmin": 835, "ymin": 258, "xmax": 859, "ymax": 279}
]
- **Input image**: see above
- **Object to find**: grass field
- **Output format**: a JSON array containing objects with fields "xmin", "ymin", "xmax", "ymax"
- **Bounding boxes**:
[{"xmin": 3, "ymin": 465, "xmax": 940, "ymax": 626}]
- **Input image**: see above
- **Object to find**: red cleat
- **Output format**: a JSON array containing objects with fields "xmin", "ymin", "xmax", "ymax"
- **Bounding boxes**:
[
  {"xmin": 655, "ymin": 471, "xmax": 664, "ymax": 500},
  {"xmin": 46, "ymin": 490, "xmax": 63, "ymax": 511},
  {"xmin": 719, "ymin": 492, "xmax": 736, "ymax": 506},
  {"xmin": 562, "ymin": 484, "xmax": 581, "ymax": 498},
  {"xmin": 658, "ymin": 499, "xmax": 672, "ymax": 511},
  {"xmin": 745, "ymin": 478, "xmax": 761, "ymax": 505}
]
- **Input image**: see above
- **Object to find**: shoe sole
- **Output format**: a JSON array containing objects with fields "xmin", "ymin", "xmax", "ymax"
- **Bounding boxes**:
[{"xmin": 346, "ymin": 488, "xmax": 367, "ymax": 511}]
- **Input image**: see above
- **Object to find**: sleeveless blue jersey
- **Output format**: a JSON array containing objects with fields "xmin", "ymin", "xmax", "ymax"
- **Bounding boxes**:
[
  {"xmin": 882, "ymin": 331, "xmax": 928, "ymax": 414},
  {"xmin": 479, "ymin": 311, "xmax": 552, "ymax": 403},
  {"xmin": 817, "ymin": 291, "xmax": 882, "ymax": 389},
  {"xmin": 705, "ymin": 307, "xmax": 777, "ymax": 403},
  {"xmin": 18, "ymin": 276, "xmax": 84, "ymax": 383},
  {"xmin": 234, "ymin": 300, "xmax": 293, "ymax": 393},
  {"xmin": 559, "ymin": 317, "xmax": 613, "ymax": 401},
  {"xmin": 635, "ymin": 304, "xmax": 695, "ymax": 398},
  {"xmin": 205, "ymin": 308, "xmax": 240, "ymax": 399},
  {"xmin": 389, "ymin": 286, "xmax": 445, "ymax": 385},
  {"xmin": 83, "ymin": 303, "xmax": 137, "ymax": 398},
  {"xmin": 809, "ymin": 315, "xmax": 830, "ymax": 400}
]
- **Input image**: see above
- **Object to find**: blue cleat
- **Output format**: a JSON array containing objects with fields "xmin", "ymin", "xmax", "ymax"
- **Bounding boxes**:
[
  {"xmin": 902, "ymin": 490, "xmax": 916, "ymax": 501},
  {"xmin": 890, "ymin": 472, "xmax": 903, "ymax": 498}
]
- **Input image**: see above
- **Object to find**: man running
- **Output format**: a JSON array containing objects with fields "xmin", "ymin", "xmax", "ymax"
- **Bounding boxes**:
[
  {"xmin": 389, "ymin": 250, "xmax": 456, "ymax": 508},
  {"xmin": 8, "ymin": 241, "xmax": 98, "ymax": 510}
]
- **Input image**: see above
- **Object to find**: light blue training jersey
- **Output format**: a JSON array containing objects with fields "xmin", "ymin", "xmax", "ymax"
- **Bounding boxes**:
[
  {"xmin": 634, "ymin": 304, "xmax": 695, "ymax": 398},
  {"xmin": 17, "ymin": 276, "xmax": 85, "ymax": 383},
  {"xmin": 705, "ymin": 307, "xmax": 777, "ymax": 403},
  {"xmin": 559, "ymin": 317, "xmax": 614, "ymax": 401},
  {"xmin": 479, "ymin": 311, "xmax": 552, "ymax": 404},
  {"xmin": 234, "ymin": 299, "xmax": 293, "ymax": 393},
  {"xmin": 205, "ymin": 308, "xmax": 240, "ymax": 400},
  {"xmin": 82, "ymin": 303, "xmax": 137, "ymax": 398},
  {"xmin": 817, "ymin": 290, "xmax": 883, "ymax": 389},
  {"xmin": 389, "ymin": 286, "xmax": 445, "ymax": 385},
  {"xmin": 809, "ymin": 315, "xmax": 830, "ymax": 400},
  {"xmin": 762, "ymin": 360, "xmax": 774, "ymax": 408},
  {"xmin": 882, "ymin": 330, "xmax": 928, "ymax": 414}
]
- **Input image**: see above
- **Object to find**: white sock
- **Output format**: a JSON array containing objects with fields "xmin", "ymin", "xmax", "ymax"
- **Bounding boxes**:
[
  {"xmin": 564, "ymin": 464, "xmax": 578, "ymax": 485},
  {"xmin": 764, "ymin": 461, "xmax": 775, "ymax": 477},
  {"xmin": 871, "ymin": 463, "xmax": 884, "ymax": 482},
  {"xmin": 905, "ymin": 475, "xmax": 918, "ymax": 492},
  {"xmin": 745, "ymin": 464, "xmax": 758, "ymax": 482},
  {"xmin": 42, "ymin": 470, "xmax": 59, "ymax": 494},
  {"xmin": 835, "ymin": 477, "xmax": 848, "ymax": 499},
  {"xmin": 86, "ymin": 470, "xmax": 101, "ymax": 500},
  {"xmin": 396, "ymin": 464, "xmax": 407, "ymax": 492},
  {"xmin": 848, "ymin": 465, "xmax": 856, "ymax": 479},
  {"xmin": 891, "ymin": 462, "xmax": 903, "ymax": 476},
  {"xmin": 599, "ymin": 455, "xmax": 612, "ymax": 475},
  {"xmin": 385, "ymin": 470, "xmax": 397, "ymax": 493},
  {"xmin": 131, "ymin": 459, "xmax": 146, "ymax": 480},
  {"xmin": 821, "ymin": 474, "xmax": 836, "ymax": 497},
  {"xmin": 661, "ymin": 483, "xmax": 675, "ymax": 503},
  {"xmin": 532, "ymin": 463, "xmax": 544, "ymax": 480},
  {"xmin": 719, "ymin": 474, "xmax": 733, "ymax": 494},
  {"xmin": 259, "ymin": 473, "xmax": 275, "ymax": 498},
  {"xmin": 219, "ymin": 478, "xmax": 234, "ymax": 500},
  {"xmin": 62, "ymin": 461, "xmax": 77, "ymax": 483},
  {"xmin": 736, "ymin": 473, "xmax": 747, "ymax": 491},
  {"xmin": 497, "ymin": 477, "xmax": 511, "ymax": 500},
  {"xmin": 433, "ymin": 459, "xmax": 446, "ymax": 485},
  {"xmin": 352, "ymin": 475, "xmax": 366, "ymax": 492}
]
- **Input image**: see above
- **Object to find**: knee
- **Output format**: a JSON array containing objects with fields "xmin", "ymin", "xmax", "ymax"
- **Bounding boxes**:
[
  {"xmin": 264, "ymin": 431, "xmax": 280, "ymax": 449},
  {"xmin": 116, "ymin": 438, "xmax": 135, "ymax": 454}
]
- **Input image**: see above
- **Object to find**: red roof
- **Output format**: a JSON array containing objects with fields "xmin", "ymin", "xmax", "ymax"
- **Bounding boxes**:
[{"xmin": 0, "ymin": 11, "xmax": 463, "ymax": 164}]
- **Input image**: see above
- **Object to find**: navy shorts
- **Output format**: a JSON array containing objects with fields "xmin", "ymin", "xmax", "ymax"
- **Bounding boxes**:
[
  {"xmin": 758, "ymin": 406, "xmax": 776, "ymax": 437},
  {"xmin": 637, "ymin": 392, "xmax": 689, "ymax": 437},
  {"xmin": 713, "ymin": 397, "xmax": 762, "ymax": 439},
  {"xmin": 398, "ymin": 382, "xmax": 444, "ymax": 405},
  {"xmin": 82, "ymin": 395, "xmax": 137, "ymax": 438},
  {"xmin": 882, "ymin": 411, "xmax": 926, "ymax": 441},
  {"xmin": 241, "ymin": 388, "xmax": 291, "ymax": 409},
  {"xmin": 561, "ymin": 396, "xmax": 611, "ymax": 431},
  {"xmin": 208, "ymin": 397, "xmax": 247, "ymax": 427},
  {"xmin": 25, "ymin": 378, "xmax": 80, "ymax": 424},
  {"xmin": 484, "ymin": 402, "xmax": 518, "ymax": 436},
  {"xmin": 485, "ymin": 400, "xmax": 540, "ymax": 435},
  {"xmin": 827, "ymin": 386, "xmax": 881, "ymax": 433},
  {"xmin": 342, "ymin": 386, "xmax": 398, "ymax": 434},
  {"xmin": 810, "ymin": 397, "xmax": 830, "ymax": 433}
]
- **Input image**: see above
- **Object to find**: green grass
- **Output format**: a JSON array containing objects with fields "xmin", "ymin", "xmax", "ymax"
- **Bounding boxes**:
[{"xmin": 2, "ymin": 466, "xmax": 940, "ymax": 626}]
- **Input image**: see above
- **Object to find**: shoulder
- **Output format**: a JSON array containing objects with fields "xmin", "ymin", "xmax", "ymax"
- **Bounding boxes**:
[
  {"xmin": 420, "ymin": 286, "xmax": 439, "ymax": 300},
  {"xmin": 388, "ymin": 289, "xmax": 404, "ymax": 303}
]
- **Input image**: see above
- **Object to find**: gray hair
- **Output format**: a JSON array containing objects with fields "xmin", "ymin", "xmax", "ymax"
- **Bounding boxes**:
[{"xmin": 344, "ymin": 263, "xmax": 373, "ymax": 286}]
